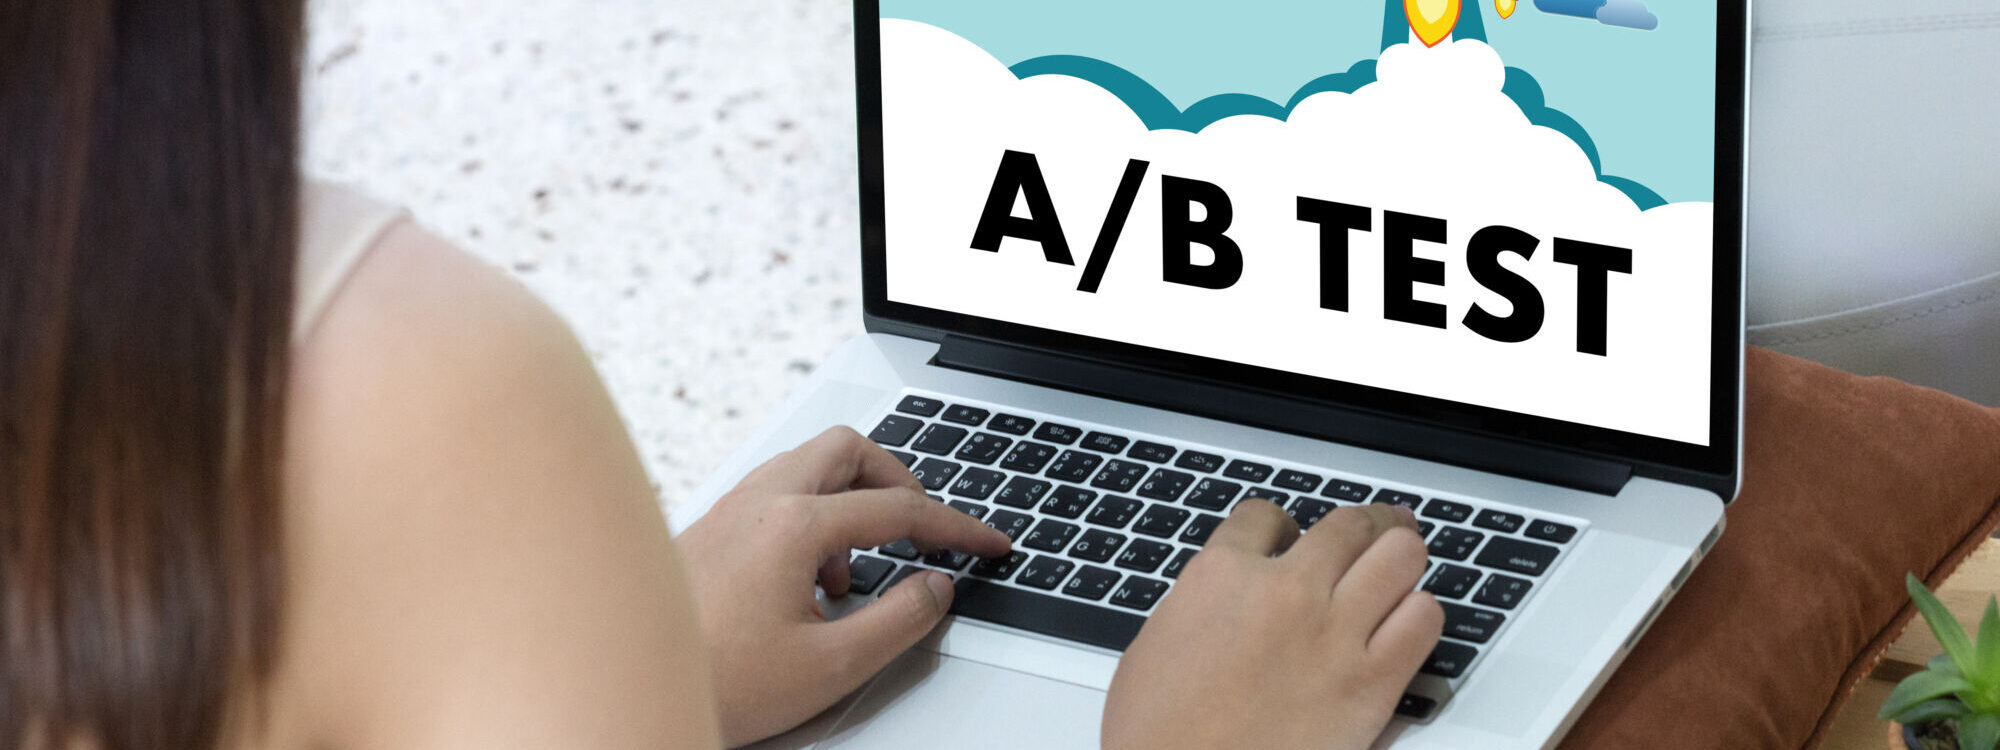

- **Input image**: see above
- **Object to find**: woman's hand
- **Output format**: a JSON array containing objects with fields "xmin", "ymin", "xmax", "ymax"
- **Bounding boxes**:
[
  {"xmin": 1103, "ymin": 500, "xmax": 1443, "ymax": 750},
  {"xmin": 676, "ymin": 427, "xmax": 1013, "ymax": 746}
]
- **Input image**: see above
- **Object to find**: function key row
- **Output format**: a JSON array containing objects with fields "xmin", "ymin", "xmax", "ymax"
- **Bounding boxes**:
[{"xmin": 896, "ymin": 395, "xmax": 1032, "ymax": 436}]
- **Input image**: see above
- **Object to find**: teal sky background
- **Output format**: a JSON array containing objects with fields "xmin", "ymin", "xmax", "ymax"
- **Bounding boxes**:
[{"xmin": 878, "ymin": 0, "xmax": 1716, "ymax": 204}]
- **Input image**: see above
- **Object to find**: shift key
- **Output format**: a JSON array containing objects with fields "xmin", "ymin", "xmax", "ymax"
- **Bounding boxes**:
[{"xmin": 1475, "ymin": 536, "xmax": 1560, "ymax": 577}]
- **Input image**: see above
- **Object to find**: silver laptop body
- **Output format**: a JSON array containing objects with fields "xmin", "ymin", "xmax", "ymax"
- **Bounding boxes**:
[{"xmin": 679, "ymin": 1, "xmax": 1750, "ymax": 747}]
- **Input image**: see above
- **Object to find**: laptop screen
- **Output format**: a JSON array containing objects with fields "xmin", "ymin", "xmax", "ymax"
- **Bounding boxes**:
[{"xmin": 873, "ymin": 1, "xmax": 1724, "ymax": 448}]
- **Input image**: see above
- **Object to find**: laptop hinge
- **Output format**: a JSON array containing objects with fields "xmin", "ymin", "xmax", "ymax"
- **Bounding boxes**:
[{"xmin": 931, "ymin": 335, "xmax": 1634, "ymax": 496}]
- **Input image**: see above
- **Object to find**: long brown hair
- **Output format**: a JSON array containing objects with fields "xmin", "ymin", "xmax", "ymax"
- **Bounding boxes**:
[{"xmin": 1, "ymin": 1, "xmax": 303, "ymax": 747}]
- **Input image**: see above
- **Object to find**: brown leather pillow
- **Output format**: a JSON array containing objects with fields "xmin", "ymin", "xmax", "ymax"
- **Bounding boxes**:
[{"xmin": 1559, "ymin": 348, "xmax": 2000, "ymax": 749}]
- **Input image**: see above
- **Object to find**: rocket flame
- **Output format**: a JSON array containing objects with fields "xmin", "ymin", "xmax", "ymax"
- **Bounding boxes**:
[
  {"xmin": 1404, "ymin": 0, "xmax": 1462, "ymax": 48},
  {"xmin": 1496, "ymin": 0, "xmax": 1517, "ymax": 19}
]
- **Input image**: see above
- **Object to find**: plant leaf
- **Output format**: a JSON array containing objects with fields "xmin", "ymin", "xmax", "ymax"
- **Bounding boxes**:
[
  {"xmin": 1882, "ymin": 669, "xmax": 1977, "ymax": 720},
  {"xmin": 1937, "ymin": 652, "xmax": 1967, "ymax": 676},
  {"xmin": 1897, "ymin": 698, "xmax": 1972, "ymax": 725},
  {"xmin": 1979, "ymin": 597, "xmax": 2000, "ymax": 693},
  {"xmin": 1912, "ymin": 573, "xmax": 1978, "ymax": 675},
  {"xmin": 1961, "ymin": 711, "xmax": 2000, "ymax": 750}
]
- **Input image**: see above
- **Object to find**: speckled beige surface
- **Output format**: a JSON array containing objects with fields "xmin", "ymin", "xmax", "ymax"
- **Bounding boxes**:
[{"xmin": 303, "ymin": 0, "xmax": 864, "ymax": 513}]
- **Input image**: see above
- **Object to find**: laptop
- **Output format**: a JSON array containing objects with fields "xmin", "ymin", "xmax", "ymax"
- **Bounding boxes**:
[{"xmin": 679, "ymin": 0, "xmax": 1748, "ymax": 747}]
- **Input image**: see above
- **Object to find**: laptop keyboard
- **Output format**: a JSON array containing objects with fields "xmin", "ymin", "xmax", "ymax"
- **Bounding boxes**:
[{"xmin": 851, "ymin": 391, "xmax": 1584, "ymax": 721}]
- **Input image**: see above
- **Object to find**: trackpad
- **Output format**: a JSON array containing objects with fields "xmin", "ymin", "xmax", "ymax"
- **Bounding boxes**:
[{"xmin": 820, "ymin": 650, "xmax": 1105, "ymax": 749}]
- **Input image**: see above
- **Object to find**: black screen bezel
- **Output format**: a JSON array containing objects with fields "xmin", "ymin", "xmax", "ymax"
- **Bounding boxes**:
[{"xmin": 854, "ymin": 1, "xmax": 1748, "ymax": 492}]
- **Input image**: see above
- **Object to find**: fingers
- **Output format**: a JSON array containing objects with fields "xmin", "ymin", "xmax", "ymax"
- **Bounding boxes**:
[
  {"xmin": 1367, "ymin": 590, "xmax": 1445, "ymax": 669},
  {"xmin": 1285, "ymin": 504, "xmax": 1416, "ymax": 586},
  {"xmin": 819, "ymin": 570, "xmax": 956, "ymax": 695},
  {"xmin": 1205, "ymin": 498, "xmax": 1301, "ymax": 557},
  {"xmin": 1329, "ymin": 526, "xmax": 1430, "ymax": 630},
  {"xmin": 816, "ymin": 553, "xmax": 851, "ymax": 599},
  {"xmin": 811, "ymin": 487, "xmax": 1012, "ymax": 559},
  {"xmin": 740, "ymin": 427, "xmax": 924, "ymax": 496}
]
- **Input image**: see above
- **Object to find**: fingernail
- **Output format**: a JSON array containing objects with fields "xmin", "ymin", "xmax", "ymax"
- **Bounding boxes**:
[
  {"xmin": 924, "ymin": 571, "xmax": 955, "ymax": 604},
  {"xmin": 1392, "ymin": 505, "xmax": 1418, "ymax": 522}
]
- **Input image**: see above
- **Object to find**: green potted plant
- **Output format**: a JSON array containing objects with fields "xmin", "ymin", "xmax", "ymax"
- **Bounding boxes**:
[{"xmin": 1882, "ymin": 573, "xmax": 2000, "ymax": 750}]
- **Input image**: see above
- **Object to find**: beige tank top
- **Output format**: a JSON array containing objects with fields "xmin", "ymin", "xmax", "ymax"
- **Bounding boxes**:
[{"xmin": 294, "ymin": 181, "xmax": 407, "ymax": 342}]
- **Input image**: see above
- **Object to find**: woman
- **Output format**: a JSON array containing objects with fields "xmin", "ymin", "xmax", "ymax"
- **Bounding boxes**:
[{"xmin": 0, "ymin": 2, "xmax": 1442, "ymax": 749}]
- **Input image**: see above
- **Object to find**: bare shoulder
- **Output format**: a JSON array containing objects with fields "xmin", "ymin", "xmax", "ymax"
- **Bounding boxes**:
[{"xmin": 263, "ymin": 222, "xmax": 719, "ymax": 749}]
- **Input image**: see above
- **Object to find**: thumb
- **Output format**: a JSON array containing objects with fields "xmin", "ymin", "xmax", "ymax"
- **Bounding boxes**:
[{"xmin": 821, "ymin": 570, "xmax": 955, "ymax": 685}]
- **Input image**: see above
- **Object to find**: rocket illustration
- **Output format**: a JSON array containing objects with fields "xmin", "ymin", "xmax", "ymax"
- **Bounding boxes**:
[{"xmin": 1382, "ymin": 0, "xmax": 1495, "ymax": 49}]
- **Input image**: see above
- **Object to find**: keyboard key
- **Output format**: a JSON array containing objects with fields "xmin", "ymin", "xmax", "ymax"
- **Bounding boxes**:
[
  {"xmin": 887, "ymin": 449, "xmax": 918, "ymax": 468},
  {"xmin": 1423, "ymin": 640, "xmax": 1480, "ymax": 678},
  {"xmin": 1163, "ymin": 548, "xmax": 1199, "ymax": 579},
  {"xmin": 1128, "ymin": 441, "xmax": 1176, "ymax": 463},
  {"xmin": 1136, "ymin": 468, "xmax": 1195, "ymax": 502},
  {"xmin": 1429, "ymin": 527, "xmax": 1485, "ymax": 561},
  {"xmin": 847, "ymin": 555, "xmax": 897, "ymax": 595},
  {"xmin": 1223, "ymin": 460, "xmax": 1274, "ymax": 483},
  {"xmin": 1417, "ymin": 520, "xmax": 1436, "ymax": 538},
  {"xmin": 1525, "ymin": 520, "xmax": 1579, "ymax": 544},
  {"xmin": 868, "ymin": 415, "xmax": 923, "ymax": 447},
  {"xmin": 1086, "ymin": 495, "xmax": 1145, "ymax": 529},
  {"xmin": 1288, "ymin": 498, "xmax": 1338, "ymax": 530},
  {"xmin": 949, "ymin": 578, "xmax": 1146, "ymax": 651},
  {"xmin": 1045, "ymin": 450, "xmax": 1105, "ymax": 484},
  {"xmin": 1109, "ymin": 576, "xmax": 1171, "ymax": 612},
  {"xmin": 948, "ymin": 468, "xmax": 1005, "ymax": 500},
  {"xmin": 1321, "ymin": 478, "xmax": 1373, "ymax": 503},
  {"xmin": 927, "ymin": 494, "xmax": 945, "ymax": 503},
  {"xmin": 999, "ymin": 441, "xmax": 1058, "ymax": 474},
  {"xmin": 1440, "ymin": 602, "xmax": 1506, "ymax": 643},
  {"xmin": 1040, "ymin": 485, "xmax": 1098, "ymax": 519},
  {"xmin": 1115, "ymin": 539, "xmax": 1175, "ymax": 574},
  {"xmin": 909, "ymin": 458, "xmax": 962, "ymax": 491},
  {"xmin": 967, "ymin": 550, "xmax": 1028, "ymax": 579},
  {"xmin": 1374, "ymin": 490, "xmax": 1423, "ymax": 510},
  {"xmin": 1180, "ymin": 513, "xmax": 1224, "ymax": 546},
  {"xmin": 1033, "ymin": 422, "xmax": 1083, "ymax": 445},
  {"xmin": 1016, "ymin": 555, "xmax": 1076, "ymax": 590},
  {"xmin": 1082, "ymin": 431, "xmax": 1131, "ymax": 454},
  {"xmin": 1175, "ymin": 450, "xmax": 1225, "ymax": 473},
  {"xmin": 923, "ymin": 548, "xmax": 972, "ymax": 571},
  {"xmin": 946, "ymin": 500, "xmax": 989, "ymax": 520},
  {"xmin": 1241, "ymin": 489, "xmax": 1290, "ymax": 510},
  {"xmin": 1070, "ymin": 529, "xmax": 1127, "ymax": 563},
  {"xmin": 1474, "ymin": 574, "xmax": 1533, "ymax": 610},
  {"xmin": 1064, "ymin": 566, "xmax": 1122, "ymax": 602},
  {"xmin": 993, "ymin": 476, "xmax": 1052, "ymax": 509},
  {"xmin": 879, "ymin": 540, "xmax": 921, "ymax": 560},
  {"xmin": 885, "ymin": 565, "xmax": 929, "ymax": 590},
  {"xmin": 1422, "ymin": 499, "xmax": 1474, "ymax": 523},
  {"xmin": 988, "ymin": 413, "xmax": 1036, "ymax": 435},
  {"xmin": 895, "ymin": 395, "xmax": 945, "ymax": 417},
  {"xmin": 941, "ymin": 405, "xmax": 990, "ymax": 426},
  {"xmin": 1476, "ymin": 536, "xmax": 1561, "ymax": 576},
  {"xmin": 1133, "ymin": 505, "xmax": 1191, "ymax": 538},
  {"xmin": 985, "ymin": 510, "xmax": 1035, "ymax": 542},
  {"xmin": 911, "ymin": 424, "xmax": 969, "ymax": 455},
  {"xmin": 1474, "ymin": 510, "xmax": 1527, "ymax": 534},
  {"xmin": 1183, "ymin": 478, "xmax": 1243, "ymax": 511},
  {"xmin": 1423, "ymin": 563, "xmax": 1483, "ymax": 600},
  {"xmin": 1395, "ymin": 694, "xmax": 1438, "ymax": 719},
  {"xmin": 1090, "ymin": 459, "xmax": 1150, "ymax": 493},
  {"xmin": 1022, "ymin": 519, "xmax": 1081, "ymax": 553},
  {"xmin": 954, "ymin": 433, "xmax": 1014, "ymax": 465},
  {"xmin": 1272, "ymin": 469, "xmax": 1323, "ymax": 493}
]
